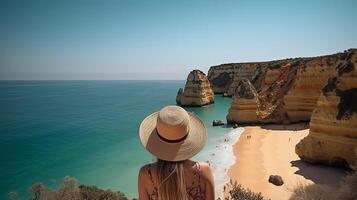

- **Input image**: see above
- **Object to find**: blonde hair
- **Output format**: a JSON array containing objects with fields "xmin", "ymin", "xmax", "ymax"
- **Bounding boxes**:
[{"xmin": 156, "ymin": 159, "xmax": 188, "ymax": 200}]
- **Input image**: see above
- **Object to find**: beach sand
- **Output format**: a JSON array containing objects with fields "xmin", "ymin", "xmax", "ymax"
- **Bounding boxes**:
[{"xmin": 225, "ymin": 124, "xmax": 348, "ymax": 200}]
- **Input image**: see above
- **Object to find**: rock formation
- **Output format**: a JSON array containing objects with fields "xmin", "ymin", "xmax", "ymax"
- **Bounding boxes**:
[
  {"xmin": 176, "ymin": 70, "xmax": 214, "ymax": 107},
  {"xmin": 225, "ymin": 64, "xmax": 260, "ymax": 96},
  {"xmin": 268, "ymin": 175, "xmax": 284, "ymax": 186},
  {"xmin": 226, "ymin": 79, "xmax": 260, "ymax": 123},
  {"xmin": 296, "ymin": 49, "xmax": 357, "ymax": 168},
  {"xmin": 224, "ymin": 50, "xmax": 355, "ymax": 124},
  {"xmin": 227, "ymin": 61, "xmax": 300, "ymax": 123},
  {"xmin": 283, "ymin": 55, "xmax": 342, "ymax": 122},
  {"xmin": 207, "ymin": 60, "xmax": 290, "ymax": 95},
  {"xmin": 207, "ymin": 63, "xmax": 258, "ymax": 94}
]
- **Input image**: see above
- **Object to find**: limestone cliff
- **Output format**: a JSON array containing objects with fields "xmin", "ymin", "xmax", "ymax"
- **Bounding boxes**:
[
  {"xmin": 207, "ymin": 60, "xmax": 290, "ymax": 95},
  {"xmin": 207, "ymin": 63, "xmax": 258, "ymax": 94},
  {"xmin": 226, "ymin": 61, "xmax": 299, "ymax": 123},
  {"xmin": 283, "ymin": 55, "xmax": 342, "ymax": 122},
  {"xmin": 224, "ymin": 50, "xmax": 355, "ymax": 124},
  {"xmin": 296, "ymin": 49, "xmax": 357, "ymax": 168},
  {"xmin": 176, "ymin": 70, "xmax": 214, "ymax": 107}
]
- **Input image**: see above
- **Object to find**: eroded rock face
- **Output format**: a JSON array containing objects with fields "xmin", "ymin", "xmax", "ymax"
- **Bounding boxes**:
[
  {"xmin": 227, "ymin": 79, "xmax": 260, "ymax": 123},
  {"xmin": 227, "ymin": 61, "xmax": 299, "ymax": 124},
  {"xmin": 226, "ymin": 64, "xmax": 260, "ymax": 96},
  {"xmin": 225, "ymin": 50, "xmax": 355, "ymax": 124},
  {"xmin": 283, "ymin": 55, "xmax": 342, "ymax": 122},
  {"xmin": 176, "ymin": 70, "xmax": 214, "ymax": 107},
  {"xmin": 208, "ymin": 63, "xmax": 258, "ymax": 94},
  {"xmin": 208, "ymin": 61, "xmax": 290, "ymax": 95},
  {"xmin": 296, "ymin": 49, "xmax": 357, "ymax": 168}
]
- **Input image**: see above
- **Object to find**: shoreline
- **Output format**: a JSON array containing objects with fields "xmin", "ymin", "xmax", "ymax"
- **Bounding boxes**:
[
  {"xmin": 205, "ymin": 127, "xmax": 244, "ymax": 198},
  {"xmin": 225, "ymin": 124, "xmax": 348, "ymax": 200}
]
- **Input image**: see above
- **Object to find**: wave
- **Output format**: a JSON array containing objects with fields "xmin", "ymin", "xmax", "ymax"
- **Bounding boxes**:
[{"xmin": 205, "ymin": 127, "xmax": 244, "ymax": 198}]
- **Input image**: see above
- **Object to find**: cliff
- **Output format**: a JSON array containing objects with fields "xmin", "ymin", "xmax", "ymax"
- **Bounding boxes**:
[
  {"xmin": 295, "ymin": 49, "xmax": 357, "ymax": 168},
  {"xmin": 207, "ymin": 63, "xmax": 258, "ymax": 94},
  {"xmin": 283, "ymin": 55, "xmax": 342, "ymax": 122},
  {"xmin": 226, "ymin": 61, "xmax": 299, "ymax": 123},
  {"xmin": 224, "ymin": 50, "xmax": 355, "ymax": 124},
  {"xmin": 176, "ymin": 70, "xmax": 214, "ymax": 107},
  {"xmin": 207, "ymin": 61, "xmax": 289, "ymax": 95}
]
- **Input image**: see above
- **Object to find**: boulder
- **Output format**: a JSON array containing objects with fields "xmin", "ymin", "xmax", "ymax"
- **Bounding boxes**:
[
  {"xmin": 268, "ymin": 175, "xmax": 284, "ymax": 186},
  {"xmin": 212, "ymin": 120, "xmax": 224, "ymax": 126}
]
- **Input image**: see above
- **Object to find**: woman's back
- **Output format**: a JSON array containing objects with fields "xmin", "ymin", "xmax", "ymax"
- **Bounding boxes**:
[
  {"xmin": 138, "ymin": 106, "xmax": 214, "ymax": 200},
  {"xmin": 138, "ymin": 160, "xmax": 214, "ymax": 200}
]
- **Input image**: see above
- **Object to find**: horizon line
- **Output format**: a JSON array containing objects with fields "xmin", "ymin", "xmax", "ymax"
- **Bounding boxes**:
[{"xmin": 0, "ymin": 79, "xmax": 186, "ymax": 81}]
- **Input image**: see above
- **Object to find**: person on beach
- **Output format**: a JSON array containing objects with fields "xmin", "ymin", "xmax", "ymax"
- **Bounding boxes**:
[{"xmin": 138, "ymin": 105, "xmax": 215, "ymax": 200}]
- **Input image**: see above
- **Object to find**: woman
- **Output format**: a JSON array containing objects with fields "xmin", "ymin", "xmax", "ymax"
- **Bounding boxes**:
[{"xmin": 138, "ymin": 105, "xmax": 215, "ymax": 200}]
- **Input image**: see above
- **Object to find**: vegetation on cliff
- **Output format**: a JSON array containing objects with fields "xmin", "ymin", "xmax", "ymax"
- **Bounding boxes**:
[
  {"xmin": 9, "ymin": 177, "xmax": 135, "ymax": 200},
  {"xmin": 290, "ymin": 172, "xmax": 357, "ymax": 200}
]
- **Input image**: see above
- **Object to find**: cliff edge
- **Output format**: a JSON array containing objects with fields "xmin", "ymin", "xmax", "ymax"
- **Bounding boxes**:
[
  {"xmin": 224, "ymin": 50, "xmax": 354, "ymax": 124},
  {"xmin": 295, "ymin": 49, "xmax": 357, "ymax": 168}
]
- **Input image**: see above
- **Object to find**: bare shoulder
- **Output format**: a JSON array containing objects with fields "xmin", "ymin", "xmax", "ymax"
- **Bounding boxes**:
[
  {"xmin": 198, "ymin": 162, "xmax": 213, "ymax": 180},
  {"xmin": 138, "ymin": 164, "xmax": 152, "ymax": 178}
]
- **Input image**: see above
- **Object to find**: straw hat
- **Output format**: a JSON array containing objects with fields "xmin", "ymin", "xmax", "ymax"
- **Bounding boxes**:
[{"xmin": 139, "ymin": 105, "xmax": 207, "ymax": 161}]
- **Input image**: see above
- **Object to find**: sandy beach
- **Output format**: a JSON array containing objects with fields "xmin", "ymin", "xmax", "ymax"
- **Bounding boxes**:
[{"xmin": 226, "ymin": 124, "xmax": 348, "ymax": 200}]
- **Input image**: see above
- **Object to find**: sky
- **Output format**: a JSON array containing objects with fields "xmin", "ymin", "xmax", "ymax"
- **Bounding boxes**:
[{"xmin": 0, "ymin": 0, "xmax": 356, "ymax": 80}]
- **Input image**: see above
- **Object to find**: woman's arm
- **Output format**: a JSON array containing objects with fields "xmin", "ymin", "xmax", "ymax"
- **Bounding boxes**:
[
  {"xmin": 201, "ymin": 162, "xmax": 215, "ymax": 200},
  {"xmin": 138, "ymin": 166, "xmax": 150, "ymax": 200}
]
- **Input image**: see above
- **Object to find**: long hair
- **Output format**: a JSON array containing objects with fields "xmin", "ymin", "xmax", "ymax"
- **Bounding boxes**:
[{"xmin": 156, "ymin": 159, "xmax": 187, "ymax": 200}]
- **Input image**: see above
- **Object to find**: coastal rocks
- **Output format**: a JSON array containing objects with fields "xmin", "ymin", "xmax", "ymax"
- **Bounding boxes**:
[
  {"xmin": 283, "ymin": 55, "xmax": 342, "ymax": 122},
  {"xmin": 176, "ymin": 70, "xmax": 214, "ymax": 107},
  {"xmin": 268, "ymin": 175, "xmax": 284, "ymax": 186},
  {"xmin": 225, "ymin": 50, "xmax": 356, "ymax": 124},
  {"xmin": 227, "ymin": 61, "xmax": 299, "ymax": 124},
  {"xmin": 296, "ymin": 49, "xmax": 357, "ymax": 168},
  {"xmin": 207, "ymin": 64, "xmax": 236, "ymax": 94},
  {"xmin": 226, "ymin": 64, "xmax": 259, "ymax": 96},
  {"xmin": 226, "ymin": 79, "xmax": 260, "ymax": 123},
  {"xmin": 207, "ymin": 63, "xmax": 258, "ymax": 94},
  {"xmin": 255, "ymin": 61, "xmax": 299, "ymax": 123},
  {"xmin": 212, "ymin": 120, "xmax": 224, "ymax": 126}
]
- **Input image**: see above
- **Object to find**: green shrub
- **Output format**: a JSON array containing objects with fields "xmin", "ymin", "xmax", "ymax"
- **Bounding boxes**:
[
  {"xmin": 9, "ymin": 176, "xmax": 133, "ymax": 200},
  {"xmin": 224, "ymin": 181, "xmax": 265, "ymax": 200},
  {"xmin": 290, "ymin": 172, "xmax": 357, "ymax": 200}
]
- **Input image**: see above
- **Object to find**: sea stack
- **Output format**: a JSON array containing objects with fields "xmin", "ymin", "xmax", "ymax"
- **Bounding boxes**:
[
  {"xmin": 176, "ymin": 70, "xmax": 214, "ymax": 107},
  {"xmin": 227, "ymin": 79, "xmax": 260, "ymax": 123},
  {"xmin": 296, "ymin": 49, "xmax": 357, "ymax": 168}
]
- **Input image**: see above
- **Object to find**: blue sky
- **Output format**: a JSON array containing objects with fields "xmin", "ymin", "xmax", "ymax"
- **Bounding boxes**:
[{"xmin": 0, "ymin": 0, "xmax": 356, "ymax": 80}]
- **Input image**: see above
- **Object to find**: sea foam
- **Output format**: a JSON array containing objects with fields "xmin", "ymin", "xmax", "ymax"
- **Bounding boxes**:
[{"xmin": 206, "ymin": 127, "xmax": 244, "ymax": 198}]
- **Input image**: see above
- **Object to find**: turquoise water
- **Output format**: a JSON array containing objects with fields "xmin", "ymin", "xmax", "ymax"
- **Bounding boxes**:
[{"xmin": 0, "ymin": 80, "xmax": 233, "ymax": 199}]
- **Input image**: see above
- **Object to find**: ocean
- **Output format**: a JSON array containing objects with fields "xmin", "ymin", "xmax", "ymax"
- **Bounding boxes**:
[{"xmin": 0, "ymin": 80, "xmax": 242, "ymax": 199}]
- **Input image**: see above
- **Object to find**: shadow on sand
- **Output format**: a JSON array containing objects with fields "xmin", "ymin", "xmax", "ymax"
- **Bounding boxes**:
[
  {"xmin": 290, "ymin": 160, "xmax": 349, "ymax": 187},
  {"xmin": 261, "ymin": 122, "xmax": 310, "ymax": 131}
]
